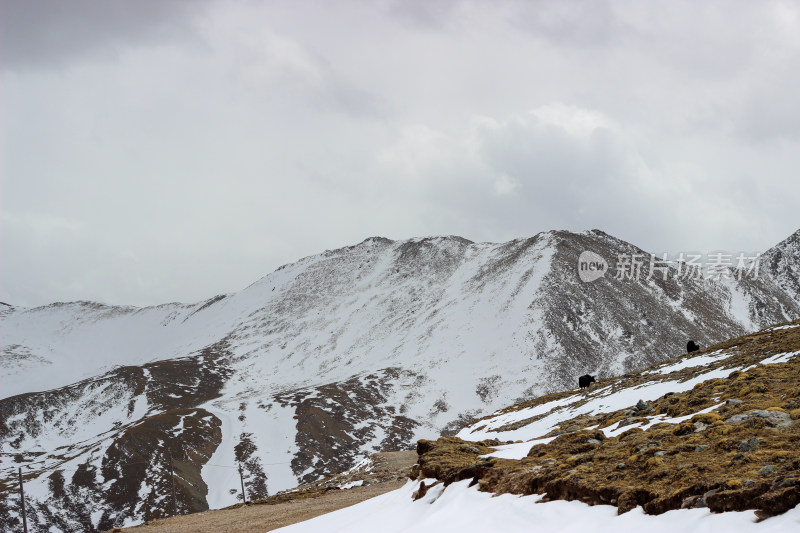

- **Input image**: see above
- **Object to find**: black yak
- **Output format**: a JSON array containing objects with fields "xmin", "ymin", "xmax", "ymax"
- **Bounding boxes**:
[
  {"xmin": 578, "ymin": 374, "xmax": 596, "ymax": 389},
  {"xmin": 687, "ymin": 340, "xmax": 700, "ymax": 353}
]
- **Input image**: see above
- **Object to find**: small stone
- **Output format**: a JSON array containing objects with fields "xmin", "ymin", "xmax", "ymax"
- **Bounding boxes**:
[
  {"xmin": 726, "ymin": 399, "xmax": 743, "ymax": 406},
  {"xmin": 541, "ymin": 458, "xmax": 556, "ymax": 464},
  {"xmin": 700, "ymin": 489, "xmax": 719, "ymax": 507},
  {"xmin": 694, "ymin": 445, "xmax": 710, "ymax": 452},
  {"xmin": 565, "ymin": 425, "xmax": 581, "ymax": 432},
  {"xmin": 466, "ymin": 446, "xmax": 480, "ymax": 453},
  {"xmin": 552, "ymin": 430, "xmax": 566, "ymax": 436},
  {"xmin": 655, "ymin": 451, "xmax": 667, "ymax": 457},
  {"xmin": 607, "ymin": 474, "xmax": 618, "ymax": 481},
  {"xmin": 586, "ymin": 438, "xmax": 602, "ymax": 445},
  {"xmin": 694, "ymin": 422, "xmax": 710, "ymax": 432},
  {"xmin": 772, "ymin": 478, "xmax": 796, "ymax": 490},
  {"xmin": 635, "ymin": 400, "xmax": 655, "ymax": 414},
  {"xmin": 743, "ymin": 479, "xmax": 755, "ymax": 486},
  {"xmin": 738, "ymin": 437, "xmax": 760, "ymax": 452},
  {"xmin": 759, "ymin": 465, "xmax": 778, "ymax": 475},
  {"xmin": 681, "ymin": 495, "xmax": 701, "ymax": 509},
  {"xmin": 616, "ymin": 463, "xmax": 626, "ymax": 470},
  {"xmin": 638, "ymin": 440, "xmax": 662, "ymax": 453},
  {"xmin": 777, "ymin": 421, "xmax": 795, "ymax": 429},
  {"xmin": 616, "ymin": 417, "xmax": 642, "ymax": 429}
]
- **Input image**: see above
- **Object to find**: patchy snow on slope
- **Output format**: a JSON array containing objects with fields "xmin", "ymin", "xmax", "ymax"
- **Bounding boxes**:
[
  {"xmin": 770, "ymin": 324, "xmax": 800, "ymax": 331},
  {"xmin": 459, "ymin": 364, "xmax": 744, "ymax": 443},
  {"xmin": 648, "ymin": 350, "xmax": 727, "ymax": 375},
  {"xmin": 600, "ymin": 401, "xmax": 725, "ymax": 438},
  {"xmin": 273, "ymin": 479, "xmax": 800, "ymax": 533},
  {"xmin": 759, "ymin": 350, "xmax": 800, "ymax": 365}
]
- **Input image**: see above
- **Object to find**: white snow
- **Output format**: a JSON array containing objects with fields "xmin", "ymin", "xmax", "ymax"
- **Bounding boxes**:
[
  {"xmin": 758, "ymin": 350, "xmax": 800, "ymax": 365},
  {"xmin": 478, "ymin": 437, "xmax": 557, "ymax": 460},
  {"xmin": 600, "ymin": 402, "xmax": 724, "ymax": 438},
  {"xmin": 648, "ymin": 350, "xmax": 727, "ymax": 374},
  {"xmin": 339, "ymin": 480, "xmax": 364, "ymax": 489},
  {"xmin": 769, "ymin": 324, "xmax": 799, "ymax": 331},
  {"xmin": 273, "ymin": 479, "xmax": 800, "ymax": 533}
]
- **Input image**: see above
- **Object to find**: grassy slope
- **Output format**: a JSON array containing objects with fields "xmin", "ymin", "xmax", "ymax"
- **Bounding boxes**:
[{"xmin": 414, "ymin": 320, "xmax": 800, "ymax": 519}]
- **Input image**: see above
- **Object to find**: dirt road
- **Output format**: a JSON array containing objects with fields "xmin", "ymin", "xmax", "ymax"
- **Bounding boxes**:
[{"xmin": 111, "ymin": 451, "xmax": 416, "ymax": 533}]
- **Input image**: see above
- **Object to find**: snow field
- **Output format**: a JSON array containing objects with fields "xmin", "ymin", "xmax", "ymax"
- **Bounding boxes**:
[{"xmin": 272, "ymin": 479, "xmax": 800, "ymax": 533}]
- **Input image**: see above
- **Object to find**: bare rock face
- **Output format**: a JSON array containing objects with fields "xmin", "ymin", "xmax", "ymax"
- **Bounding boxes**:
[{"xmin": 2, "ymin": 229, "xmax": 800, "ymax": 531}]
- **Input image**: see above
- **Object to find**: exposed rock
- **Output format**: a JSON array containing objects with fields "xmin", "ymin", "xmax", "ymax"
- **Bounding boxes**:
[
  {"xmin": 773, "ymin": 478, "xmax": 797, "ymax": 490},
  {"xmin": 738, "ymin": 437, "xmax": 760, "ymax": 452},
  {"xmin": 694, "ymin": 445, "xmax": 710, "ymax": 452},
  {"xmin": 637, "ymin": 441, "xmax": 662, "ymax": 453},
  {"xmin": 760, "ymin": 465, "xmax": 779, "ymax": 475},
  {"xmin": 635, "ymin": 400, "xmax": 655, "ymax": 415},
  {"xmin": 681, "ymin": 495, "xmax": 701, "ymax": 508},
  {"xmin": 696, "ymin": 489, "xmax": 719, "ymax": 508},
  {"xmin": 617, "ymin": 417, "xmax": 643, "ymax": 429},
  {"xmin": 725, "ymin": 410, "xmax": 792, "ymax": 427}
]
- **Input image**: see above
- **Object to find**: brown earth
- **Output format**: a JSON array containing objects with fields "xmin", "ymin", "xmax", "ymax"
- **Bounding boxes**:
[{"xmin": 106, "ymin": 451, "xmax": 416, "ymax": 533}]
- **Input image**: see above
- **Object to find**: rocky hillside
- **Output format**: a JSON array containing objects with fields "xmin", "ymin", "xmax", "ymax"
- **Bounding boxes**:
[
  {"xmin": 1, "ymin": 229, "xmax": 799, "ymax": 532},
  {"xmin": 416, "ymin": 319, "xmax": 800, "ymax": 519}
]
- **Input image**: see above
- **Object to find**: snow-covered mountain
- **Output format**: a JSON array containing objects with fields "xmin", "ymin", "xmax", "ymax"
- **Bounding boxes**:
[
  {"xmin": 1, "ymin": 229, "xmax": 799, "ymax": 531},
  {"xmin": 272, "ymin": 319, "xmax": 800, "ymax": 533}
]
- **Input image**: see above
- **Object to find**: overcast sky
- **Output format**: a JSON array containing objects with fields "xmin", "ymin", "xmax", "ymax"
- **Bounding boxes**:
[{"xmin": 2, "ymin": 0, "xmax": 799, "ymax": 307}]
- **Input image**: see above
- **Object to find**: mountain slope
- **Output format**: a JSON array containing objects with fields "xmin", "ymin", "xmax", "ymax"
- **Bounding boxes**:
[
  {"xmin": 413, "ymin": 318, "xmax": 800, "ymax": 519},
  {"xmin": 1, "ymin": 229, "xmax": 799, "ymax": 531}
]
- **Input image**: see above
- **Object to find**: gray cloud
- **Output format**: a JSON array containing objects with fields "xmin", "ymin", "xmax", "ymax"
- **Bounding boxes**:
[
  {"xmin": 0, "ymin": 0, "xmax": 205, "ymax": 69},
  {"xmin": 1, "ymin": 0, "xmax": 799, "ymax": 307}
]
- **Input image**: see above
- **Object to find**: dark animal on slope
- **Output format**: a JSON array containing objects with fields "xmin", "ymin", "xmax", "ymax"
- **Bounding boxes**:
[
  {"xmin": 687, "ymin": 340, "xmax": 700, "ymax": 353},
  {"xmin": 578, "ymin": 374, "xmax": 596, "ymax": 389}
]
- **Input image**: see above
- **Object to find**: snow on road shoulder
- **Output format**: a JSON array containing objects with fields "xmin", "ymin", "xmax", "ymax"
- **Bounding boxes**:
[{"xmin": 272, "ymin": 479, "xmax": 800, "ymax": 533}]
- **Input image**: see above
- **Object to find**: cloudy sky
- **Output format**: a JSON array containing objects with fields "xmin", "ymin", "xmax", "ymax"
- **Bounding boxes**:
[{"xmin": 2, "ymin": 0, "xmax": 799, "ymax": 307}]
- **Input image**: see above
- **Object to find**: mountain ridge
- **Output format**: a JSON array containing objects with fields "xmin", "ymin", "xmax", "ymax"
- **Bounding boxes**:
[{"xmin": 1, "ymin": 228, "xmax": 799, "ymax": 532}]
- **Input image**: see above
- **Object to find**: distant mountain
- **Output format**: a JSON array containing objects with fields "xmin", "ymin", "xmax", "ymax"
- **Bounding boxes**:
[{"xmin": 1, "ymin": 229, "xmax": 798, "ymax": 531}]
